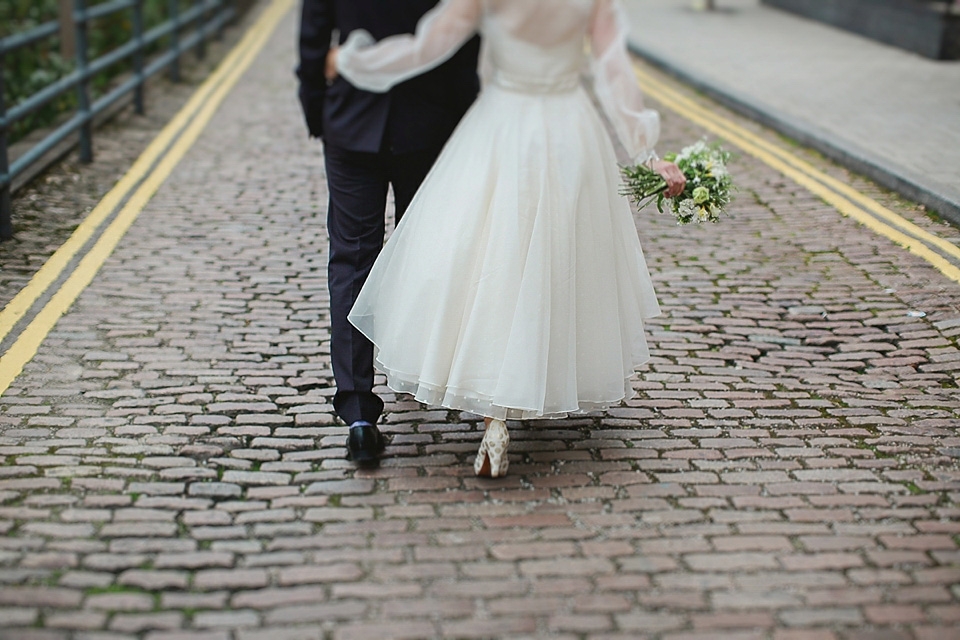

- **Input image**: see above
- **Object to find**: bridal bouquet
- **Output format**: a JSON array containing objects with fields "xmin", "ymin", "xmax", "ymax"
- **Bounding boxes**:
[{"xmin": 621, "ymin": 140, "xmax": 734, "ymax": 225}]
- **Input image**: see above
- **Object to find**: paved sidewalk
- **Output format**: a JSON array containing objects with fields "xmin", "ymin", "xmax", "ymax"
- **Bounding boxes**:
[
  {"xmin": 1, "ymin": 1, "xmax": 960, "ymax": 639},
  {"xmin": 623, "ymin": 0, "xmax": 960, "ymax": 225}
]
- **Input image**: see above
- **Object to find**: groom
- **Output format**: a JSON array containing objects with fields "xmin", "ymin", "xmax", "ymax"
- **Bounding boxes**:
[{"xmin": 297, "ymin": 1, "xmax": 480, "ymax": 467}]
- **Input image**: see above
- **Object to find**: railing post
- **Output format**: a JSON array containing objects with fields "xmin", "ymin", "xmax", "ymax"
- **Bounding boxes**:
[
  {"xmin": 133, "ymin": 0, "xmax": 145, "ymax": 114},
  {"xmin": 216, "ymin": 0, "xmax": 227, "ymax": 41},
  {"xmin": 0, "ymin": 47, "xmax": 12, "ymax": 240},
  {"xmin": 169, "ymin": 0, "xmax": 181, "ymax": 81},
  {"xmin": 59, "ymin": 0, "xmax": 76, "ymax": 59},
  {"xmin": 74, "ymin": 0, "xmax": 93, "ymax": 163},
  {"xmin": 195, "ymin": 0, "xmax": 207, "ymax": 60}
]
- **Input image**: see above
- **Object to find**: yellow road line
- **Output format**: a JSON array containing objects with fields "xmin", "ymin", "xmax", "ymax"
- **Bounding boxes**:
[
  {"xmin": 0, "ymin": 4, "xmax": 281, "ymax": 347},
  {"xmin": 634, "ymin": 65, "xmax": 960, "ymax": 284},
  {"xmin": 0, "ymin": 0, "xmax": 294, "ymax": 395},
  {"xmin": 639, "ymin": 67, "xmax": 960, "ymax": 263}
]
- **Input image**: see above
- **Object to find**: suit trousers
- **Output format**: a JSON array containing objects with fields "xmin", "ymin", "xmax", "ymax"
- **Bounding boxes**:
[{"xmin": 324, "ymin": 142, "xmax": 442, "ymax": 425}]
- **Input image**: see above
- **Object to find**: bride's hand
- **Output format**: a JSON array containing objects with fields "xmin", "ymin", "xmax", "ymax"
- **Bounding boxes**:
[
  {"xmin": 325, "ymin": 48, "xmax": 339, "ymax": 82},
  {"xmin": 652, "ymin": 160, "xmax": 686, "ymax": 198}
]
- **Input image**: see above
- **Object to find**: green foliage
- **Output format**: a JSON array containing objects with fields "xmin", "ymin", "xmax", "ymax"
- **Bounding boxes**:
[
  {"xmin": 0, "ymin": 0, "xmax": 60, "ymax": 35},
  {"xmin": 2, "ymin": 0, "xmax": 67, "ymax": 141},
  {"xmin": 1, "ymin": 0, "xmax": 202, "ymax": 143}
]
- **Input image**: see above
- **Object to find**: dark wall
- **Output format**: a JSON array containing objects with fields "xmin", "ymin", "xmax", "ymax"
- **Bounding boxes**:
[{"xmin": 762, "ymin": 0, "xmax": 960, "ymax": 59}]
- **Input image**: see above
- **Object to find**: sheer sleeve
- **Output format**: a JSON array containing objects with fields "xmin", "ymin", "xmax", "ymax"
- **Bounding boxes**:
[
  {"xmin": 336, "ymin": 0, "xmax": 482, "ymax": 93},
  {"xmin": 590, "ymin": 0, "xmax": 660, "ymax": 164}
]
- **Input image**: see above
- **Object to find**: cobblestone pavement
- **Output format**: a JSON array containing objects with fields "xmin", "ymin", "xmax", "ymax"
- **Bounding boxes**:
[{"xmin": 1, "ymin": 3, "xmax": 959, "ymax": 640}]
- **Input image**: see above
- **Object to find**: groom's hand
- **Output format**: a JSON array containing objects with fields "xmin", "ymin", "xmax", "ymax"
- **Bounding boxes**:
[{"xmin": 325, "ymin": 48, "xmax": 339, "ymax": 82}]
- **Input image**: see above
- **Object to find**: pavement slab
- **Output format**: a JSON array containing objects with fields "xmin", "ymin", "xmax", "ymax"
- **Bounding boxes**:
[
  {"xmin": 1, "ymin": 1, "xmax": 959, "ymax": 639},
  {"xmin": 622, "ymin": 0, "xmax": 960, "ymax": 224}
]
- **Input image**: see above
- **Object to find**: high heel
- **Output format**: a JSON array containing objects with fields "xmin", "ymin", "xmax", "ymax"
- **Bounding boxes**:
[{"xmin": 474, "ymin": 419, "xmax": 510, "ymax": 478}]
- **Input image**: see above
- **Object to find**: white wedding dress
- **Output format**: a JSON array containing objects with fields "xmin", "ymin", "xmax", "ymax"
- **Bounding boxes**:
[{"xmin": 338, "ymin": 0, "xmax": 662, "ymax": 420}]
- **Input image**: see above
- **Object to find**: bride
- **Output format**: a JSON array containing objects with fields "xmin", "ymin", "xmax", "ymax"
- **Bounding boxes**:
[{"xmin": 332, "ymin": 0, "xmax": 685, "ymax": 477}]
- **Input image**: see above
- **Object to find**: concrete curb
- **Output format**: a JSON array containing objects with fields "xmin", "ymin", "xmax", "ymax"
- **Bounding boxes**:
[{"xmin": 628, "ymin": 40, "xmax": 960, "ymax": 228}]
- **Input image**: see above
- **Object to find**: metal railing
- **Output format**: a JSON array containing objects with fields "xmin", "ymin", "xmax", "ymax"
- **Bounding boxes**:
[{"xmin": 0, "ymin": 0, "xmax": 238, "ymax": 240}]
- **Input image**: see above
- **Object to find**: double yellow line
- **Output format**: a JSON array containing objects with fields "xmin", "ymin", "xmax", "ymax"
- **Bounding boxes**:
[
  {"xmin": 0, "ymin": 0, "xmax": 294, "ymax": 395},
  {"xmin": 633, "ymin": 64, "xmax": 960, "ymax": 285}
]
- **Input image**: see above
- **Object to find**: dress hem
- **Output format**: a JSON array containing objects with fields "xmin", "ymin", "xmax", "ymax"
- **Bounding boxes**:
[{"xmin": 374, "ymin": 356, "xmax": 647, "ymax": 421}]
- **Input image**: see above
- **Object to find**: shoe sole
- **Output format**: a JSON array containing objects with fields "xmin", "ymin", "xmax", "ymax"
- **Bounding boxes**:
[
  {"xmin": 346, "ymin": 439, "xmax": 386, "ymax": 468},
  {"xmin": 350, "ymin": 455, "xmax": 380, "ymax": 469}
]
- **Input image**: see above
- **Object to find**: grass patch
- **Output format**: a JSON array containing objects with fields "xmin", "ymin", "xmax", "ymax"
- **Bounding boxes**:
[{"xmin": 903, "ymin": 481, "xmax": 925, "ymax": 495}]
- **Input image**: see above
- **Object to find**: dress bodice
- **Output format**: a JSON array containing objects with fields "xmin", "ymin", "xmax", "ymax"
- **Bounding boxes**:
[
  {"xmin": 337, "ymin": 0, "xmax": 660, "ymax": 163},
  {"xmin": 482, "ymin": 11, "xmax": 587, "ymax": 93}
]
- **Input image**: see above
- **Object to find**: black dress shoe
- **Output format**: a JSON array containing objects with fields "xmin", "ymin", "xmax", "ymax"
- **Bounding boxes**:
[{"xmin": 346, "ymin": 420, "xmax": 385, "ymax": 468}]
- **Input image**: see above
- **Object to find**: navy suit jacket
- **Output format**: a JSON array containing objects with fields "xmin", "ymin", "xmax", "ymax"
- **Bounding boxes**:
[{"xmin": 297, "ymin": 0, "xmax": 481, "ymax": 154}]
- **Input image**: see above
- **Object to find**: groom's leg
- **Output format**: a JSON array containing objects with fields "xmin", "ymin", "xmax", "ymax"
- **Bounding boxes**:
[
  {"xmin": 324, "ymin": 143, "xmax": 389, "ymax": 425},
  {"xmin": 388, "ymin": 144, "xmax": 444, "ymax": 223}
]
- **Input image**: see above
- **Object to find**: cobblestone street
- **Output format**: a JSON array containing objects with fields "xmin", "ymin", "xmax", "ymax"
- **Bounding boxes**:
[{"xmin": 1, "ymin": 2, "xmax": 959, "ymax": 639}]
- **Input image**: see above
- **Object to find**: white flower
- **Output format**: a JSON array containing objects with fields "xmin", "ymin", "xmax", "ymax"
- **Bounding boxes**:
[{"xmin": 676, "ymin": 140, "xmax": 707, "ymax": 163}]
